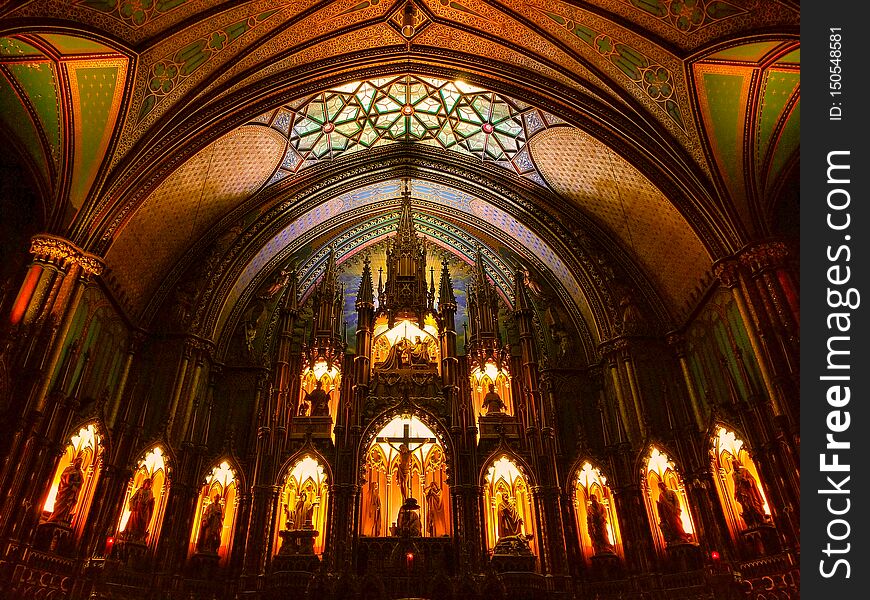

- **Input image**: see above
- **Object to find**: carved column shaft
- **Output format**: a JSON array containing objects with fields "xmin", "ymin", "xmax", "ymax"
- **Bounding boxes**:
[{"xmin": 667, "ymin": 334, "xmax": 705, "ymax": 431}]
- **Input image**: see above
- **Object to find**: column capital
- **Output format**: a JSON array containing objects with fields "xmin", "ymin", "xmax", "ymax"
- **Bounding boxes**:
[
  {"xmin": 712, "ymin": 258, "xmax": 741, "ymax": 289},
  {"xmin": 665, "ymin": 331, "xmax": 687, "ymax": 357},
  {"xmin": 739, "ymin": 241, "xmax": 791, "ymax": 276},
  {"xmin": 30, "ymin": 234, "xmax": 105, "ymax": 275}
]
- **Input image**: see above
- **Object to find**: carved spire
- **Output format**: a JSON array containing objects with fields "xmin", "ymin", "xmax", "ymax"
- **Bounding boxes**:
[
  {"xmin": 378, "ymin": 180, "xmax": 432, "ymax": 327},
  {"xmin": 396, "ymin": 178, "xmax": 416, "ymax": 243},
  {"xmin": 468, "ymin": 247, "xmax": 498, "ymax": 341},
  {"xmin": 438, "ymin": 258, "xmax": 456, "ymax": 310},
  {"xmin": 356, "ymin": 255, "xmax": 374, "ymax": 309}
]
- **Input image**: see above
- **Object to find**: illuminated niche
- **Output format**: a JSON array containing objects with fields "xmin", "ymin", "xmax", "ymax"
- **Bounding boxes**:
[
  {"xmin": 574, "ymin": 461, "xmax": 622, "ymax": 561},
  {"xmin": 117, "ymin": 446, "xmax": 170, "ymax": 548},
  {"xmin": 188, "ymin": 461, "xmax": 240, "ymax": 564},
  {"xmin": 643, "ymin": 446, "xmax": 695, "ymax": 551},
  {"xmin": 42, "ymin": 423, "xmax": 102, "ymax": 536},
  {"xmin": 483, "ymin": 455, "xmax": 535, "ymax": 555},
  {"xmin": 361, "ymin": 415, "xmax": 449, "ymax": 538},
  {"xmin": 371, "ymin": 317, "xmax": 440, "ymax": 371},
  {"xmin": 470, "ymin": 361, "xmax": 513, "ymax": 419},
  {"xmin": 712, "ymin": 426, "xmax": 771, "ymax": 536},
  {"xmin": 298, "ymin": 360, "xmax": 341, "ymax": 420},
  {"xmin": 274, "ymin": 455, "xmax": 330, "ymax": 555}
]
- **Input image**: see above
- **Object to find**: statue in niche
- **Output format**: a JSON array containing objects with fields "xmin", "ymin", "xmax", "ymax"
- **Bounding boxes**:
[
  {"xmin": 424, "ymin": 481, "xmax": 443, "ymax": 537},
  {"xmin": 381, "ymin": 338, "xmax": 411, "ymax": 369},
  {"xmin": 497, "ymin": 493, "xmax": 523, "ymax": 539},
  {"xmin": 304, "ymin": 380, "xmax": 331, "ymax": 417},
  {"xmin": 586, "ymin": 493, "xmax": 615, "ymax": 555},
  {"xmin": 618, "ymin": 292, "xmax": 644, "ymax": 336},
  {"xmin": 409, "ymin": 336, "xmax": 431, "ymax": 365},
  {"xmin": 242, "ymin": 301, "xmax": 265, "ymax": 357},
  {"xmin": 656, "ymin": 482, "xmax": 691, "ymax": 544},
  {"xmin": 124, "ymin": 478, "xmax": 155, "ymax": 544},
  {"xmin": 368, "ymin": 482, "xmax": 382, "ymax": 536},
  {"xmin": 292, "ymin": 490, "xmax": 316, "ymax": 530},
  {"xmin": 481, "ymin": 384, "xmax": 506, "ymax": 415},
  {"xmin": 257, "ymin": 267, "xmax": 291, "ymax": 301},
  {"xmin": 171, "ymin": 280, "xmax": 197, "ymax": 330},
  {"xmin": 48, "ymin": 456, "xmax": 84, "ymax": 524},
  {"xmin": 196, "ymin": 492, "xmax": 224, "ymax": 554},
  {"xmin": 732, "ymin": 463, "xmax": 767, "ymax": 528},
  {"xmin": 521, "ymin": 265, "xmax": 546, "ymax": 299}
]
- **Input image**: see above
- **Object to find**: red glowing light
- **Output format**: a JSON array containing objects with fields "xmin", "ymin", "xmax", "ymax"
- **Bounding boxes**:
[{"xmin": 711, "ymin": 550, "xmax": 720, "ymax": 561}]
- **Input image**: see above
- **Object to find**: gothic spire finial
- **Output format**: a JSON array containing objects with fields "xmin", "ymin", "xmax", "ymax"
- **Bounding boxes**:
[
  {"xmin": 438, "ymin": 258, "xmax": 456, "ymax": 309},
  {"xmin": 357, "ymin": 254, "xmax": 375, "ymax": 308}
]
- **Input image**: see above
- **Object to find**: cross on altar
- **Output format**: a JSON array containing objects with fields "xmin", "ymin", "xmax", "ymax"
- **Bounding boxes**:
[{"xmin": 377, "ymin": 423, "xmax": 432, "ymax": 502}]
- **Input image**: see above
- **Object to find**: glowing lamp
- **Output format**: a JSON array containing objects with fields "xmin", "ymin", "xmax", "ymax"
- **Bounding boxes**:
[{"xmin": 711, "ymin": 550, "xmax": 720, "ymax": 561}]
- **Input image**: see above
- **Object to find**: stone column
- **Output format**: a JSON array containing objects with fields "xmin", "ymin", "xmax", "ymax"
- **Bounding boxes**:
[{"xmin": 0, "ymin": 237, "xmax": 103, "ymax": 545}]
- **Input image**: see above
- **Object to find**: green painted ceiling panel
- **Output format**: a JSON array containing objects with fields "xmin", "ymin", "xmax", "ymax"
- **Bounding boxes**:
[
  {"xmin": 701, "ymin": 72, "xmax": 746, "ymax": 194},
  {"xmin": 70, "ymin": 65, "xmax": 120, "ymax": 208},
  {"xmin": 767, "ymin": 99, "xmax": 799, "ymax": 191},
  {"xmin": 0, "ymin": 36, "xmax": 44, "ymax": 57},
  {"xmin": 39, "ymin": 33, "xmax": 113, "ymax": 55},
  {"xmin": 756, "ymin": 70, "xmax": 799, "ymax": 167},
  {"xmin": 0, "ymin": 70, "xmax": 49, "ymax": 182},
  {"xmin": 7, "ymin": 62, "xmax": 62, "ymax": 166},
  {"xmin": 777, "ymin": 49, "xmax": 800, "ymax": 64},
  {"xmin": 708, "ymin": 41, "xmax": 779, "ymax": 63}
]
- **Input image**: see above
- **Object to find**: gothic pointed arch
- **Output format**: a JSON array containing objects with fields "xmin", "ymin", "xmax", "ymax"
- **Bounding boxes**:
[
  {"xmin": 570, "ymin": 458, "xmax": 623, "ymax": 563},
  {"xmin": 188, "ymin": 458, "xmax": 244, "ymax": 564},
  {"xmin": 480, "ymin": 451, "xmax": 537, "ymax": 559},
  {"xmin": 273, "ymin": 447, "xmax": 332, "ymax": 557},
  {"xmin": 710, "ymin": 423, "xmax": 772, "ymax": 539},
  {"xmin": 116, "ymin": 443, "xmax": 173, "ymax": 552},
  {"xmin": 40, "ymin": 421, "xmax": 106, "ymax": 543},
  {"xmin": 641, "ymin": 445, "xmax": 697, "ymax": 553}
]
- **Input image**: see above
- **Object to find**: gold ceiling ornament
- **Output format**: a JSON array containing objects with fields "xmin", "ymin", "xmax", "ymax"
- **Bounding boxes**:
[{"xmin": 30, "ymin": 234, "xmax": 105, "ymax": 276}]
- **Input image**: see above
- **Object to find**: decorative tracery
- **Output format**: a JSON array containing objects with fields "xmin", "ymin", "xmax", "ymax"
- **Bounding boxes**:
[{"xmin": 264, "ymin": 74, "xmax": 553, "ymax": 182}]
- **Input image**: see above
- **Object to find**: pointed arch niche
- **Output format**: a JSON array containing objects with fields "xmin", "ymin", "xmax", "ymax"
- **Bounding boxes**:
[
  {"xmin": 470, "ymin": 360, "xmax": 513, "ymax": 419},
  {"xmin": 274, "ymin": 454, "xmax": 330, "ymax": 556},
  {"xmin": 117, "ymin": 446, "xmax": 171, "ymax": 549},
  {"xmin": 361, "ymin": 415, "xmax": 450, "ymax": 538},
  {"xmin": 188, "ymin": 460, "xmax": 241, "ymax": 564},
  {"xmin": 483, "ymin": 455, "xmax": 536, "ymax": 555},
  {"xmin": 643, "ymin": 446, "xmax": 696, "ymax": 552},
  {"xmin": 298, "ymin": 360, "xmax": 341, "ymax": 424},
  {"xmin": 712, "ymin": 425, "xmax": 771, "ymax": 537},
  {"xmin": 42, "ymin": 423, "xmax": 103, "ymax": 539},
  {"xmin": 371, "ymin": 317, "xmax": 441, "ymax": 372},
  {"xmin": 573, "ymin": 461, "xmax": 622, "ymax": 562}
]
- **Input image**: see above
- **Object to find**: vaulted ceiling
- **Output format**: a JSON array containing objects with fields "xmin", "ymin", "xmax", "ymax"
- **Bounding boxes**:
[{"xmin": 0, "ymin": 0, "xmax": 800, "ymax": 359}]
